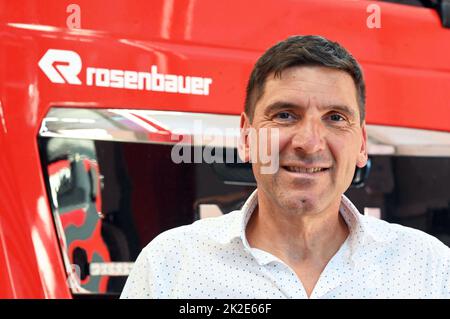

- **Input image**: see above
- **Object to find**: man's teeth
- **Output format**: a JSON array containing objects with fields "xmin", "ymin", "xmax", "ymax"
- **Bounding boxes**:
[{"xmin": 285, "ymin": 167, "xmax": 326, "ymax": 173}]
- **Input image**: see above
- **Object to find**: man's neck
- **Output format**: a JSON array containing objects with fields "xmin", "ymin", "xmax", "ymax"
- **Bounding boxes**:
[
  {"xmin": 245, "ymin": 192, "xmax": 349, "ymax": 265},
  {"xmin": 245, "ymin": 191, "xmax": 350, "ymax": 297}
]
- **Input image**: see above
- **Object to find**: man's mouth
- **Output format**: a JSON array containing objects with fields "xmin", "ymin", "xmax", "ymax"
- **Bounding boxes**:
[{"xmin": 283, "ymin": 166, "xmax": 330, "ymax": 174}]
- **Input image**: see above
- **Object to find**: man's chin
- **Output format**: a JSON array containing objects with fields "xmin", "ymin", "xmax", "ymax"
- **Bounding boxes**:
[{"xmin": 278, "ymin": 193, "xmax": 321, "ymax": 214}]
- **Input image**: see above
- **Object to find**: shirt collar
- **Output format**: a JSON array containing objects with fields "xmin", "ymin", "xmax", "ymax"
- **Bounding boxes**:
[
  {"xmin": 338, "ymin": 195, "xmax": 391, "ymax": 257},
  {"xmin": 222, "ymin": 188, "xmax": 257, "ymax": 244},
  {"xmin": 222, "ymin": 189, "xmax": 391, "ymax": 262}
]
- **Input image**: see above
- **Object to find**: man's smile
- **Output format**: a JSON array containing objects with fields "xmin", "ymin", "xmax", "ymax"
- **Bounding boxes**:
[{"xmin": 281, "ymin": 165, "xmax": 331, "ymax": 178}]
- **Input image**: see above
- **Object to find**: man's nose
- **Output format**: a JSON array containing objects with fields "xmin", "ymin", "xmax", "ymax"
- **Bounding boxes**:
[{"xmin": 290, "ymin": 119, "xmax": 325, "ymax": 154}]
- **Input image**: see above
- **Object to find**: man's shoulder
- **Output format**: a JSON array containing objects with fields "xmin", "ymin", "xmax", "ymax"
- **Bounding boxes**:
[
  {"xmin": 142, "ymin": 209, "xmax": 243, "ymax": 253},
  {"xmin": 361, "ymin": 214, "xmax": 450, "ymax": 258}
]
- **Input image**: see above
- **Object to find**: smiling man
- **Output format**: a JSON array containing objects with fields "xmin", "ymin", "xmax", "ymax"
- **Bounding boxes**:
[{"xmin": 121, "ymin": 35, "xmax": 450, "ymax": 299}]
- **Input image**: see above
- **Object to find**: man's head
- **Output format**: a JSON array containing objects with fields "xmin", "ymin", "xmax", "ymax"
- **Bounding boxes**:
[
  {"xmin": 239, "ymin": 35, "xmax": 368, "ymax": 215},
  {"xmin": 245, "ymin": 35, "xmax": 366, "ymax": 124}
]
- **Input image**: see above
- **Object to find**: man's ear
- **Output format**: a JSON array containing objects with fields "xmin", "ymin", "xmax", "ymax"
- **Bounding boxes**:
[
  {"xmin": 356, "ymin": 122, "xmax": 368, "ymax": 168},
  {"xmin": 238, "ymin": 112, "xmax": 251, "ymax": 163}
]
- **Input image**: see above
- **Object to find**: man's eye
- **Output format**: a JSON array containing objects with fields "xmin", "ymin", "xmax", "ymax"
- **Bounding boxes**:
[
  {"xmin": 274, "ymin": 112, "xmax": 295, "ymax": 120},
  {"xmin": 329, "ymin": 114, "xmax": 345, "ymax": 122}
]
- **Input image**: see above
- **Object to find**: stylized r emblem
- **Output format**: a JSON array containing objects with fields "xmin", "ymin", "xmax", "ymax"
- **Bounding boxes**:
[{"xmin": 38, "ymin": 49, "xmax": 82, "ymax": 85}]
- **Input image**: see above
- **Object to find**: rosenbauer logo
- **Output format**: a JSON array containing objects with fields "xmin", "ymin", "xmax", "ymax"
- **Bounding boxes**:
[
  {"xmin": 38, "ymin": 49, "xmax": 83, "ymax": 85},
  {"xmin": 38, "ymin": 49, "xmax": 213, "ymax": 95}
]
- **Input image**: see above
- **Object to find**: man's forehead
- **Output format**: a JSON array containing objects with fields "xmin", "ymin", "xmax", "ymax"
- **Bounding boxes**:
[
  {"xmin": 267, "ymin": 66, "xmax": 355, "ymax": 91},
  {"xmin": 257, "ymin": 66, "xmax": 359, "ymax": 111}
]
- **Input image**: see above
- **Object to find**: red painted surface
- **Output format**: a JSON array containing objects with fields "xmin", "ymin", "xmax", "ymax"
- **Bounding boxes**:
[
  {"xmin": 59, "ymin": 209, "xmax": 87, "ymax": 229},
  {"xmin": 47, "ymin": 158, "xmax": 111, "ymax": 292},
  {"xmin": 0, "ymin": 0, "xmax": 449, "ymax": 298},
  {"xmin": 67, "ymin": 224, "xmax": 110, "ymax": 292}
]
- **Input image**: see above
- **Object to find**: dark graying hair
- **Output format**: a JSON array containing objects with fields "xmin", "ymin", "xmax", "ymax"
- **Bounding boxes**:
[{"xmin": 244, "ymin": 35, "xmax": 366, "ymax": 123}]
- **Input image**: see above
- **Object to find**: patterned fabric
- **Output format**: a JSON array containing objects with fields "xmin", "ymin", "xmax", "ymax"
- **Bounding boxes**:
[{"xmin": 121, "ymin": 190, "xmax": 450, "ymax": 298}]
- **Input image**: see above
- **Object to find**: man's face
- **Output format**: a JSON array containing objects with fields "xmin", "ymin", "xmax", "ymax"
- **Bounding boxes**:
[{"xmin": 240, "ymin": 66, "xmax": 368, "ymax": 215}]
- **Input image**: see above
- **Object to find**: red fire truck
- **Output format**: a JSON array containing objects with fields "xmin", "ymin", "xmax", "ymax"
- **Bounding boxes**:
[{"xmin": 1, "ymin": 0, "xmax": 450, "ymax": 298}]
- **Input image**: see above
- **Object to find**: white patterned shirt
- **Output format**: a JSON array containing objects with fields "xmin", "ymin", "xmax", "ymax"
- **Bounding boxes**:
[{"xmin": 121, "ymin": 190, "xmax": 450, "ymax": 299}]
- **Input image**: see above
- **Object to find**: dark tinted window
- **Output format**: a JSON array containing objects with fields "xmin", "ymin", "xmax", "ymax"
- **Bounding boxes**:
[
  {"xmin": 378, "ymin": 0, "xmax": 437, "ymax": 7},
  {"xmin": 39, "ymin": 137, "xmax": 254, "ymax": 296},
  {"xmin": 346, "ymin": 155, "xmax": 450, "ymax": 247}
]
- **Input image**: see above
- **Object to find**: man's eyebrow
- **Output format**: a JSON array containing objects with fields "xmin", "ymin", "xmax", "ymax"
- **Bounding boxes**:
[
  {"xmin": 264, "ymin": 101, "xmax": 357, "ymax": 119},
  {"xmin": 264, "ymin": 101, "xmax": 303, "ymax": 114}
]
